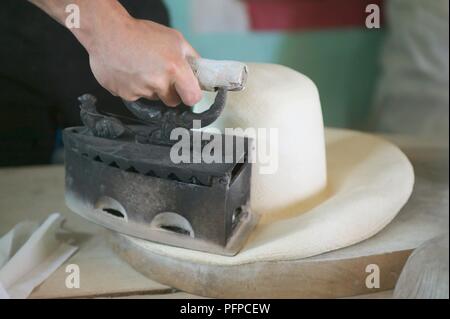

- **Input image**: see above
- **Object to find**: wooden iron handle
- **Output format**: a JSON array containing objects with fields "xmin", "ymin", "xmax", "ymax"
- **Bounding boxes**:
[{"xmin": 188, "ymin": 57, "xmax": 248, "ymax": 92}]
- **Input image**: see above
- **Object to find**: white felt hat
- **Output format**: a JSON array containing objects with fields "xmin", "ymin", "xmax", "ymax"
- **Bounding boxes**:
[
  {"xmin": 112, "ymin": 64, "xmax": 414, "ymax": 297},
  {"xmin": 213, "ymin": 64, "xmax": 328, "ymax": 216}
]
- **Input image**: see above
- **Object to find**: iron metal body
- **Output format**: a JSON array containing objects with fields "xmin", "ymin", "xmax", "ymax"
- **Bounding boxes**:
[{"xmin": 64, "ymin": 85, "xmax": 258, "ymax": 255}]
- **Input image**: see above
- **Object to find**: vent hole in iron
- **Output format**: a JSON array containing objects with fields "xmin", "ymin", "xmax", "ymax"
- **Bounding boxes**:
[
  {"xmin": 102, "ymin": 208, "xmax": 125, "ymax": 219},
  {"xmin": 95, "ymin": 196, "xmax": 128, "ymax": 221},
  {"xmin": 159, "ymin": 225, "xmax": 191, "ymax": 236},
  {"xmin": 150, "ymin": 212, "xmax": 194, "ymax": 238}
]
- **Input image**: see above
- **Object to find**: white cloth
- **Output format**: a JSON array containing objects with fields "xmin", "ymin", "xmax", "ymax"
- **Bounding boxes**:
[{"xmin": 0, "ymin": 213, "xmax": 78, "ymax": 299}]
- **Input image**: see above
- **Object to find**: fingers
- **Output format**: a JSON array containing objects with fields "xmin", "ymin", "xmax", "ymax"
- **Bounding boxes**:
[
  {"xmin": 140, "ymin": 91, "xmax": 159, "ymax": 101},
  {"xmin": 146, "ymin": 60, "xmax": 201, "ymax": 107},
  {"xmin": 173, "ymin": 61, "xmax": 202, "ymax": 106},
  {"xmin": 114, "ymin": 71, "xmax": 201, "ymax": 107},
  {"xmin": 120, "ymin": 37, "xmax": 202, "ymax": 106},
  {"xmin": 156, "ymin": 83, "xmax": 182, "ymax": 107},
  {"xmin": 183, "ymin": 42, "xmax": 201, "ymax": 59}
]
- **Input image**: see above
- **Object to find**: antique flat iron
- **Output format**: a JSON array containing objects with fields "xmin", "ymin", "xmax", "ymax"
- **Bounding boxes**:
[{"xmin": 63, "ymin": 59, "xmax": 259, "ymax": 256}]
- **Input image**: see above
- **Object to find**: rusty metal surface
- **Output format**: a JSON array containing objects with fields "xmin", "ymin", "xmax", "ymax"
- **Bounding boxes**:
[{"xmin": 63, "ymin": 89, "xmax": 256, "ymax": 255}]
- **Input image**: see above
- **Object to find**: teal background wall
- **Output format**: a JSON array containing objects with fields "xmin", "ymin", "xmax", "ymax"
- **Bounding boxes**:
[{"xmin": 164, "ymin": 0, "xmax": 385, "ymax": 128}]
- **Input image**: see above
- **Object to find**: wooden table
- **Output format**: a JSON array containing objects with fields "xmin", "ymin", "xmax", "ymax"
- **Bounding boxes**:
[{"xmin": 0, "ymin": 137, "xmax": 447, "ymax": 298}]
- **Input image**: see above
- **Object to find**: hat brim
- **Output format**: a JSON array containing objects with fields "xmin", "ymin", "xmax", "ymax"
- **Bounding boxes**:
[{"xmin": 112, "ymin": 128, "xmax": 414, "ymax": 293}]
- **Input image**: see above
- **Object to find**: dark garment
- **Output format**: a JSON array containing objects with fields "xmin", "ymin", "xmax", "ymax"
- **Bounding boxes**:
[{"xmin": 0, "ymin": 0, "xmax": 169, "ymax": 166}]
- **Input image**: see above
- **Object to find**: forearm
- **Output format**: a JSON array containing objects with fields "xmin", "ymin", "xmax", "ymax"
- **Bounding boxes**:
[
  {"xmin": 28, "ymin": 0, "xmax": 131, "ymax": 51},
  {"xmin": 28, "ymin": 0, "xmax": 202, "ymax": 105}
]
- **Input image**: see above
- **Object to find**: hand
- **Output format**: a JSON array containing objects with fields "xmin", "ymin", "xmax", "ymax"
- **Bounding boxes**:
[
  {"xmin": 85, "ymin": 18, "xmax": 202, "ymax": 106},
  {"xmin": 29, "ymin": 0, "xmax": 202, "ymax": 106}
]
